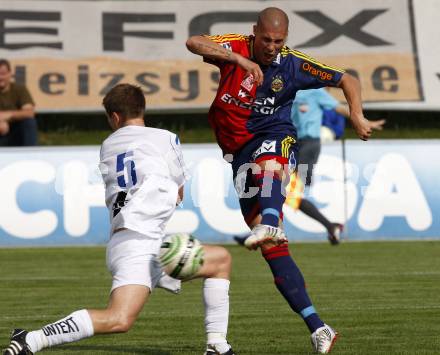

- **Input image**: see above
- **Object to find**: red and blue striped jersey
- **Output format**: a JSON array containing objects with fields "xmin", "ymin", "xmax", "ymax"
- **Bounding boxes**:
[{"xmin": 204, "ymin": 34, "xmax": 345, "ymax": 154}]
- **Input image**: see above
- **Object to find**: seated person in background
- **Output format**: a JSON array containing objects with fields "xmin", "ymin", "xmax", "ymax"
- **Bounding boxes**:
[{"xmin": 0, "ymin": 59, "xmax": 37, "ymax": 146}]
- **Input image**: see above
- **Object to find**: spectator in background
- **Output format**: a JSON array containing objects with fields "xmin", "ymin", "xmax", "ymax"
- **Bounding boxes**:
[
  {"xmin": 292, "ymin": 88, "xmax": 385, "ymax": 186},
  {"xmin": 0, "ymin": 59, "xmax": 37, "ymax": 146}
]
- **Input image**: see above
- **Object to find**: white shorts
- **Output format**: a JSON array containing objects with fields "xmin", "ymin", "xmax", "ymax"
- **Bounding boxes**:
[{"xmin": 106, "ymin": 229, "xmax": 164, "ymax": 293}]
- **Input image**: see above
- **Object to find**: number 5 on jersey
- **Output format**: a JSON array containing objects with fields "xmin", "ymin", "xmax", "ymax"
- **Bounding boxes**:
[{"xmin": 116, "ymin": 151, "xmax": 137, "ymax": 188}]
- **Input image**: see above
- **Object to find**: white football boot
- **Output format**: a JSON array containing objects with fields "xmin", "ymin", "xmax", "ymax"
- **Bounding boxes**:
[
  {"xmin": 311, "ymin": 324, "xmax": 338, "ymax": 354},
  {"xmin": 244, "ymin": 224, "xmax": 288, "ymax": 250}
]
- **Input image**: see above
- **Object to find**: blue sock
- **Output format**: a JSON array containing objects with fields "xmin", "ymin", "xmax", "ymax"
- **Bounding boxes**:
[
  {"xmin": 256, "ymin": 171, "xmax": 285, "ymax": 227},
  {"xmin": 263, "ymin": 244, "xmax": 325, "ymax": 333}
]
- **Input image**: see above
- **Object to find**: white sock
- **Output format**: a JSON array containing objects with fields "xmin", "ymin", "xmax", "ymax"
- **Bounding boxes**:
[
  {"xmin": 156, "ymin": 272, "xmax": 181, "ymax": 294},
  {"xmin": 208, "ymin": 339, "xmax": 231, "ymax": 354},
  {"xmin": 26, "ymin": 309, "xmax": 94, "ymax": 353},
  {"xmin": 203, "ymin": 278, "xmax": 230, "ymax": 347}
]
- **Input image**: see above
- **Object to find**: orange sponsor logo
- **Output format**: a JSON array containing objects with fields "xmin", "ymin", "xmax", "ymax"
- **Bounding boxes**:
[{"xmin": 301, "ymin": 62, "xmax": 333, "ymax": 81}]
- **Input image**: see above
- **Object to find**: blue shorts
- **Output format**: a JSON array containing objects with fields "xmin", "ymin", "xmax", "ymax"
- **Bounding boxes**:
[{"xmin": 230, "ymin": 133, "xmax": 298, "ymax": 225}]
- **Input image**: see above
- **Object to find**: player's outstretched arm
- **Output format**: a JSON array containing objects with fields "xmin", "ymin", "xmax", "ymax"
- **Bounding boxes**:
[
  {"xmin": 186, "ymin": 35, "xmax": 263, "ymax": 86},
  {"xmin": 337, "ymin": 73, "xmax": 378, "ymax": 141},
  {"xmin": 335, "ymin": 104, "xmax": 386, "ymax": 131}
]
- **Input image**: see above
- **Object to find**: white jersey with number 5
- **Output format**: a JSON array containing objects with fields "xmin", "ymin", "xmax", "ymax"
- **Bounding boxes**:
[{"xmin": 99, "ymin": 126, "xmax": 187, "ymax": 239}]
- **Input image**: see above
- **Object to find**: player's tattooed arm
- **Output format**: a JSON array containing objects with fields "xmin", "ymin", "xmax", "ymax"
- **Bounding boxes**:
[
  {"xmin": 186, "ymin": 35, "xmax": 264, "ymax": 86},
  {"xmin": 186, "ymin": 35, "xmax": 235, "ymax": 62}
]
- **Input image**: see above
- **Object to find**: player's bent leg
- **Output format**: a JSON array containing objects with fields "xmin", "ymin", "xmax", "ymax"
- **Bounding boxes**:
[
  {"xmin": 89, "ymin": 284, "xmax": 150, "ymax": 334},
  {"xmin": 5, "ymin": 309, "xmax": 94, "ymax": 354},
  {"xmin": 242, "ymin": 159, "xmax": 289, "ymax": 250},
  {"xmin": 195, "ymin": 245, "xmax": 231, "ymax": 280},
  {"xmin": 6, "ymin": 285, "xmax": 150, "ymax": 354}
]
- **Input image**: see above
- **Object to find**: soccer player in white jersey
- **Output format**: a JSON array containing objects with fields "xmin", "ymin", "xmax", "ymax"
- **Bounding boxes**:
[{"xmin": 3, "ymin": 84, "xmax": 235, "ymax": 355}]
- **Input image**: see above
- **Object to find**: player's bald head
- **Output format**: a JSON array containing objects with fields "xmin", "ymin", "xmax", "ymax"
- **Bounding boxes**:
[
  {"xmin": 252, "ymin": 7, "xmax": 289, "ymax": 65},
  {"xmin": 256, "ymin": 7, "xmax": 289, "ymax": 33}
]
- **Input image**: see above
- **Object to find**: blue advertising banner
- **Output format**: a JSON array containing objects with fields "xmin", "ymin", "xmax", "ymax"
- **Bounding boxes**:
[{"xmin": 0, "ymin": 140, "xmax": 438, "ymax": 246}]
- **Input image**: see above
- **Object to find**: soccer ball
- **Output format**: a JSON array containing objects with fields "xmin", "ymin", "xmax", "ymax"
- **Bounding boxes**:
[
  {"xmin": 320, "ymin": 126, "xmax": 336, "ymax": 143},
  {"xmin": 159, "ymin": 233, "xmax": 204, "ymax": 280}
]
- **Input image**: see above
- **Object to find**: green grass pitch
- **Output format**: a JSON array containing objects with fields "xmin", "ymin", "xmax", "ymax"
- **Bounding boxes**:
[{"xmin": 1, "ymin": 241, "xmax": 439, "ymax": 354}]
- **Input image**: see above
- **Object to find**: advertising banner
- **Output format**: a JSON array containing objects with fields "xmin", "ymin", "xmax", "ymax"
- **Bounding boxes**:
[
  {"xmin": 412, "ymin": 0, "xmax": 440, "ymax": 109},
  {"xmin": 0, "ymin": 140, "xmax": 438, "ymax": 246},
  {"xmin": 0, "ymin": 0, "xmax": 434, "ymax": 112}
]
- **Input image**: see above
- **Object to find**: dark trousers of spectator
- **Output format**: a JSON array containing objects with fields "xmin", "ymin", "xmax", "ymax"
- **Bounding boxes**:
[
  {"xmin": 0, "ymin": 118, "xmax": 38, "ymax": 146},
  {"xmin": 297, "ymin": 137, "xmax": 321, "ymax": 186}
]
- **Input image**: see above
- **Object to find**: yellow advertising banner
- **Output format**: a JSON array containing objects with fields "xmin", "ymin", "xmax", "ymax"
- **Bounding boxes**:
[
  {"xmin": 2, "ymin": 0, "xmax": 430, "ymax": 111},
  {"xmin": 324, "ymin": 53, "xmax": 420, "ymax": 102},
  {"xmin": 12, "ymin": 57, "xmax": 219, "ymax": 111},
  {"xmin": 12, "ymin": 53, "xmax": 420, "ymax": 112}
]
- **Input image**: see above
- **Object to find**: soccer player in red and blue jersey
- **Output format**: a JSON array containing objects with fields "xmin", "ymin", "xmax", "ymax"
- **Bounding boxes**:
[{"xmin": 187, "ymin": 7, "xmax": 379, "ymax": 353}]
